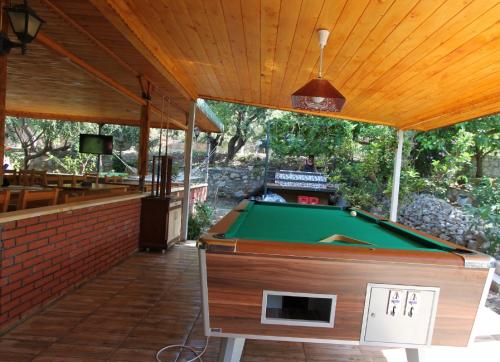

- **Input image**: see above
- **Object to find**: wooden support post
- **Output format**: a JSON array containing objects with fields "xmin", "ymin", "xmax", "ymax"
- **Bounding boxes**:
[
  {"xmin": 138, "ymin": 101, "xmax": 151, "ymax": 191},
  {"xmin": 389, "ymin": 130, "xmax": 404, "ymax": 222},
  {"xmin": 181, "ymin": 101, "xmax": 196, "ymax": 241},
  {"xmin": 96, "ymin": 123, "xmax": 104, "ymax": 174},
  {"xmin": 0, "ymin": 4, "xmax": 8, "ymax": 183}
]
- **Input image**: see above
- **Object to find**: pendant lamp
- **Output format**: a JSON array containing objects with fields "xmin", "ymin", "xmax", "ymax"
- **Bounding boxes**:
[{"xmin": 291, "ymin": 29, "xmax": 346, "ymax": 112}]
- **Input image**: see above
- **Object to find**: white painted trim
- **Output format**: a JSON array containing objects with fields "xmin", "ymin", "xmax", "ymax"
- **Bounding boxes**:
[
  {"xmin": 261, "ymin": 290, "xmax": 337, "ymax": 328},
  {"xmin": 468, "ymin": 267, "xmax": 495, "ymax": 346},
  {"xmin": 208, "ymin": 331, "xmax": 360, "ymax": 345},
  {"xmin": 390, "ymin": 130, "xmax": 404, "ymax": 222},
  {"xmin": 181, "ymin": 100, "xmax": 197, "ymax": 240}
]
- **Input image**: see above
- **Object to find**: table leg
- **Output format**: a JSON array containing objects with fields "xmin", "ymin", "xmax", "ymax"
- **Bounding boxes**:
[
  {"xmin": 405, "ymin": 347, "xmax": 427, "ymax": 362},
  {"xmin": 218, "ymin": 337, "xmax": 245, "ymax": 362}
]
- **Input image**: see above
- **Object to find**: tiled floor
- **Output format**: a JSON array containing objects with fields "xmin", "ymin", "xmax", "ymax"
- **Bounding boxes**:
[{"xmin": 1, "ymin": 243, "xmax": 499, "ymax": 362}]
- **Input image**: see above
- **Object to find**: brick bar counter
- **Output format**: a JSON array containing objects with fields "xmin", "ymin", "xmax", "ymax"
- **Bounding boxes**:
[{"xmin": 0, "ymin": 194, "xmax": 144, "ymax": 331}]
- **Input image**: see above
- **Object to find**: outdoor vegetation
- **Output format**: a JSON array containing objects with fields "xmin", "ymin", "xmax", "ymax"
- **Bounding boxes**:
[
  {"xmin": 4, "ymin": 116, "xmax": 183, "ymax": 175},
  {"xmin": 187, "ymin": 202, "xmax": 214, "ymax": 240},
  {"xmin": 3, "ymin": 104, "xmax": 499, "ymax": 254},
  {"xmin": 206, "ymin": 100, "xmax": 499, "ymax": 254}
]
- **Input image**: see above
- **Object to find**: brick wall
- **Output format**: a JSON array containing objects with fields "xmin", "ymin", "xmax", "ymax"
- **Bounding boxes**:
[{"xmin": 0, "ymin": 198, "xmax": 141, "ymax": 331}]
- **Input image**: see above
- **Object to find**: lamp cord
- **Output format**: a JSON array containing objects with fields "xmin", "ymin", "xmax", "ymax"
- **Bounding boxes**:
[
  {"xmin": 156, "ymin": 336, "xmax": 210, "ymax": 362},
  {"xmin": 158, "ymin": 95, "xmax": 165, "ymax": 157},
  {"xmin": 318, "ymin": 44, "xmax": 324, "ymax": 79}
]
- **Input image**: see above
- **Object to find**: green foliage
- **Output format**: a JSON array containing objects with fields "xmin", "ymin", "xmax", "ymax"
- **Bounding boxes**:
[
  {"xmin": 112, "ymin": 156, "xmax": 127, "ymax": 172},
  {"xmin": 5, "ymin": 117, "xmax": 143, "ymax": 174},
  {"xmin": 269, "ymin": 113, "xmax": 356, "ymax": 168},
  {"xmin": 414, "ymin": 126, "xmax": 473, "ymax": 191},
  {"xmin": 102, "ymin": 124, "xmax": 139, "ymax": 153},
  {"xmin": 6, "ymin": 117, "xmax": 97, "ymax": 169},
  {"xmin": 205, "ymin": 101, "xmax": 267, "ymax": 162},
  {"xmin": 49, "ymin": 153, "xmax": 97, "ymax": 174},
  {"xmin": 465, "ymin": 178, "xmax": 500, "ymax": 255},
  {"xmin": 187, "ymin": 202, "xmax": 214, "ymax": 240}
]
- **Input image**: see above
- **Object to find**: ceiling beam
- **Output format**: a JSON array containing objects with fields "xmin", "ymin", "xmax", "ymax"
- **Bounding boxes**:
[
  {"xmin": 5, "ymin": 110, "xmax": 139, "ymax": 125},
  {"xmin": 6, "ymin": 109, "xmax": 187, "ymax": 131},
  {"xmin": 36, "ymin": 32, "xmax": 188, "ymax": 130},
  {"xmin": 200, "ymin": 95, "xmax": 395, "ymax": 127},
  {"xmin": 90, "ymin": 0, "xmax": 198, "ymax": 102},
  {"xmin": 40, "ymin": 0, "xmax": 143, "ymax": 80},
  {"xmin": 150, "ymin": 107, "xmax": 188, "ymax": 130},
  {"xmin": 37, "ymin": 32, "xmax": 146, "ymax": 106}
]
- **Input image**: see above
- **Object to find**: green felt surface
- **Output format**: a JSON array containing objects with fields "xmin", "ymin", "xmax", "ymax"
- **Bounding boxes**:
[{"xmin": 224, "ymin": 202, "xmax": 454, "ymax": 252}]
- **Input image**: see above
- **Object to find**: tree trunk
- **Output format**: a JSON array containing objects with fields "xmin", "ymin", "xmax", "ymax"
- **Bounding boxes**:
[
  {"xmin": 208, "ymin": 137, "xmax": 218, "ymax": 165},
  {"xmin": 226, "ymin": 135, "xmax": 239, "ymax": 163},
  {"xmin": 23, "ymin": 147, "xmax": 29, "ymax": 170},
  {"xmin": 233, "ymin": 137, "xmax": 246, "ymax": 156},
  {"xmin": 475, "ymin": 152, "xmax": 484, "ymax": 178}
]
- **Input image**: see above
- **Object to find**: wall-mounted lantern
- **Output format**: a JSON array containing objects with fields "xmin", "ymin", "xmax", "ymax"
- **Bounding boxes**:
[{"xmin": 1, "ymin": 0, "xmax": 45, "ymax": 55}]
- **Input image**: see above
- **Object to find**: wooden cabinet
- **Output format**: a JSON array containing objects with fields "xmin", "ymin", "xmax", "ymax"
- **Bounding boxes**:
[
  {"xmin": 140, "ymin": 196, "xmax": 182, "ymax": 250},
  {"xmin": 140, "ymin": 155, "xmax": 179, "ymax": 251},
  {"xmin": 140, "ymin": 197, "xmax": 169, "ymax": 250}
]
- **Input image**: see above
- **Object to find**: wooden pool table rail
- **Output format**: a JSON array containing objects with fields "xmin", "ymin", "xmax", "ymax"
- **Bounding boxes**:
[
  {"xmin": 200, "ymin": 201, "xmax": 493, "ymax": 268},
  {"xmin": 199, "ymin": 235, "xmax": 465, "ymax": 266}
]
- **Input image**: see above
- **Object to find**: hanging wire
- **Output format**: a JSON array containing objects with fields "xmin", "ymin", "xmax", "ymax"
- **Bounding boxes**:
[
  {"xmin": 318, "ymin": 42, "xmax": 324, "ymax": 79},
  {"xmin": 158, "ymin": 96, "xmax": 165, "ymax": 157},
  {"xmin": 165, "ymin": 98, "xmax": 170, "ymax": 157}
]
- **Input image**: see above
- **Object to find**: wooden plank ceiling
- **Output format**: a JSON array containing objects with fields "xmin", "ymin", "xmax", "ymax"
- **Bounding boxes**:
[
  {"xmin": 5, "ymin": 0, "xmax": 222, "ymax": 132},
  {"xmin": 98, "ymin": 0, "xmax": 500, "ymax": 131}
]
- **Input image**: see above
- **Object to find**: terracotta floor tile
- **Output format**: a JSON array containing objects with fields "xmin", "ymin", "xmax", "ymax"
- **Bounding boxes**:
[
  {"xmin": 108, "ymin": 347, "xmax": 160, "ymax": 361},
  {"xmin": 0, "ymin": 338, "xmax": 52, "ymax": 362},
  {"xmin": 32, "ymin": 357, "xmax": 106, "ymax": 362},
  {"xmin": 1, "ymin": 245, "xmax": 497, "ymax": 362},
  {"xmin": 34, "ymin": 343, "xmax": 114, "ymax": 359},
  {"xmin": 58, "ymin": 330, "xmax": 129, "ymax": 347}
]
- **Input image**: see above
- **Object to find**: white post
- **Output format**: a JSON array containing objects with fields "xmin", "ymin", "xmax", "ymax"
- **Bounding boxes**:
[
  {"xmin": 219, "ymin": 337, "xmax": 245, "ymax": 362},
  {"xmin": 205, "ymin": 135, "xmax": 210, "ymax": 183},
  {"xmin": 405, "ymin": 347, "xmax": 427, "ymax": 362},
  {"xmin": 181, "ymin": 100, "xmax": 196, "ymax": 241},
  {"xmin": 389, "ymin": 130, "xmax": 404, "ymax": 222}
]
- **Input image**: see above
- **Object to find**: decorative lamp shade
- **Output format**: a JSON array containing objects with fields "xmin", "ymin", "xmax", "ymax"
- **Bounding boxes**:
[
  {"xmin": 6, "ymin": 2, "xmax": 45, "ymax": 45},
  {"xmin": 291, "ymin": 78, "xmax": 346, "ymax": 112}
]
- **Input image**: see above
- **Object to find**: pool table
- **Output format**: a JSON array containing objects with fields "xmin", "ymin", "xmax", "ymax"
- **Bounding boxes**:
[{"xmin": 198, "ymin": 201, "xmax": 495, "ymax": 362}]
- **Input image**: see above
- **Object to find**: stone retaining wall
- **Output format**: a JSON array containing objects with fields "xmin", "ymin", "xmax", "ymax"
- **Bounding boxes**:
[
  {"xmin": 470, "ymin": 155, "xmax": 500, "ymax": 178},
  {"xmin": 398, "ymin": 194, "xmax": 492, "ymax": 251},
  {"xmin": 208, "ymin": 166, "xmax": 265, "ymax": 198}
]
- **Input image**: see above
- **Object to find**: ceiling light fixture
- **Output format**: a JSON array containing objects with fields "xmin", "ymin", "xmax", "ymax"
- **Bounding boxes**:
[{"xmin": 291, "ymin": 29, "xmax": 346, "ymax": 113}]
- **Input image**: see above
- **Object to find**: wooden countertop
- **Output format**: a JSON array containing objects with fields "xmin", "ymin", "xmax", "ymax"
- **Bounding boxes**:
[
  {"xmin": 0, "ymin": 183, "xmax": 208, "ymax": 224},
  {"xmin": 0, "ymin": 193, "xmax": 148, "ymax": 224}
]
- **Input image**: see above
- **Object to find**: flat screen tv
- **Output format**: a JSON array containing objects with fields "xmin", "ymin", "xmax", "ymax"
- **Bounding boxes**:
[{"xmin": 79, "ymin": 134, "xmax": 113, "ymax": 155}]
